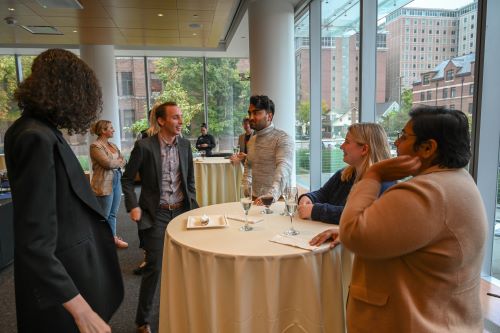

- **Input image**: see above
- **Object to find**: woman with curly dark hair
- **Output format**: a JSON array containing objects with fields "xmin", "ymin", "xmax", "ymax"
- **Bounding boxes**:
[{"xmin": 4, "ymin": 49, "xmax": 123, "ymax": 333}]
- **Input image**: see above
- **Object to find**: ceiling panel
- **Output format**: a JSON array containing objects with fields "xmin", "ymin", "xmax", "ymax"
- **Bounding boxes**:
[{"xmin": 0, "ymin": 0, "xmax": 241, "ymax": 49}]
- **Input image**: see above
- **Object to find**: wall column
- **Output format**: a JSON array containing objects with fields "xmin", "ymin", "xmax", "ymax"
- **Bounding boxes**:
[
  {"xmin": 248, "ymin": 0, "xmax": 296, "ymax": 184},
  {"xmin": 248, "ymin": 0, "xmax": 295, "ymax": 136},
  {"xmin": 80, "ymin": 45, "xmax": 121, "ymax": 148}
]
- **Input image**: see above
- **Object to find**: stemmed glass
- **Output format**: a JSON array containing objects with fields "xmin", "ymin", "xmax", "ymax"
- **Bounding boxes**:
[
  {"xmin": 280, "ymin": 184, "xmax": 291, "ymax": 216},
  {"xmin": 259, "ymin": 188, "xmax": 277, "ymax": 214},
  {"xmin": 233, "ymin": 145, "xmax": 240, "ymax": 155},
  {"xmin": 240, "ymin": 183, "xmax": 253, "ymax": 231},
  {"xmin": 283, "ymin": 186, "xmax": 299, "ymax": 236}
]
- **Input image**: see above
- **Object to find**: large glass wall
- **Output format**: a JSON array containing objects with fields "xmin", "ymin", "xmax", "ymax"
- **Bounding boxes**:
[
  {"xmin": 376, "ymin": 1, "xmax": 478, "ymax": 154},
  {"xmin": 295, "ymin": 10, "xmax": 311, "ymax": 192},
  {"xmin": 0, "ymin": 55, "xmax": 19, "ymax": 156},
  {"xmin": 205, "ymin": 58, "xmax": 250, "ymax": 152},
  {"xmin": 321, "ymin": 0, "xmax": 360, "ymax": 184},
  {"xmin": 114, "ymin": 56, "xmax": 250, "ymax": 157}
]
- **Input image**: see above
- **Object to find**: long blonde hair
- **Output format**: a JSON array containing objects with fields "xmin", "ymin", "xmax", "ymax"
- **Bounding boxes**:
[
  {"xmin": 341, "ymin": 123, "xmax": 391, "ymax": 182},
  {"xmin": 145, "ymin": 102, "xmax": 162, "ymax": 137}
]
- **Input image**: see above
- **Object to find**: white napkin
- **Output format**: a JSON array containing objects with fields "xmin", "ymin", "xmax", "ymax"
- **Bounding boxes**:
[
  {"xmin": 225, "ymin": 214, "xmax": 264, "ymax": 224},
  {"xmin": 269, "ymin": 234, "xmax": 331, "ymax": 252}
]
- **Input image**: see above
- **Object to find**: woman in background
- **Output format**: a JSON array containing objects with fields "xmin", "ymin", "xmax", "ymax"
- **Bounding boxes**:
[
  {"xmin": 298, "ymin": 123, "xmax": 394, "ymax": 224},
  {"xmin": 5, "ymin": 48, "xmax": 123, "ymax": 333},
  {"xmin": 90, "ymin": 120, "xmax": 128, "ymax": 248}
]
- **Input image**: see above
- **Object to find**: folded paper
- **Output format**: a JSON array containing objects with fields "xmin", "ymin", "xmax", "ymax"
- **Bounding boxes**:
[{"xmin": 269, "ymin": 234, "xmax": 331, "ymax": 252}]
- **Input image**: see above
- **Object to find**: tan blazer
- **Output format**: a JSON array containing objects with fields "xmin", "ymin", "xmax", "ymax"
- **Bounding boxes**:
[
  {"xmin": 340, "ymin": 167, "xmax": 487, "ymax": 332},
  {"xmin": 90, "ymin": 140, "xmax": 125, "ymax": 196}
]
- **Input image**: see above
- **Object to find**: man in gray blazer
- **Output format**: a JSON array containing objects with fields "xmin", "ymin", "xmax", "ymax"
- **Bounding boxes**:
[{"xmin": 121, "ymin": 101, "xmax": 198, "ymax": 333}]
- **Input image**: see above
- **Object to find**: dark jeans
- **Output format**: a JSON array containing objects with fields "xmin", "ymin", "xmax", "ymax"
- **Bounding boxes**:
[{"xmin": 135, "ymin": 206, "xmax": 187, "ymax": 326}]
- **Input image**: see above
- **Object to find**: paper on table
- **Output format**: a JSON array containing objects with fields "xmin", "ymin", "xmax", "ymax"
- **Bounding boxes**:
[
  {"xmin": 269, "ymin": 234, "xmax": 331, "ymax": 252},
  {"xmin": 186, "ymin": 215, "xmax": 228, "ymax": 229},
  {"xmin": 225, "ymin": 214, "xmax": 264, "ymax": 224}
]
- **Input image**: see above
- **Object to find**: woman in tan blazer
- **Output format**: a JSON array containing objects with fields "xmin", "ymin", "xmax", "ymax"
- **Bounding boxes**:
[
  {"xmin": 311, "ymin": 106, "xmax": 487, "ymax": 332},
  {"xmin": 90, "ymin": 120, "xmax": 128, "ymax": 248}
]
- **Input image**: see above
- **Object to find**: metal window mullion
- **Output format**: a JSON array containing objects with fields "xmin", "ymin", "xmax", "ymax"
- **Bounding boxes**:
[{"xmin": 309, "ymin": 0, "xmax": 322, "ymax": 190}]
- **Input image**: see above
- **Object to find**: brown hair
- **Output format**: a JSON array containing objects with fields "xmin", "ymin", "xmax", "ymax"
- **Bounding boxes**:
[
  {"xmin": 341, "ymin": 123, "xmax": 391, "ymax": 182},
  {"xmin": 14, "ymin": 48, "xmax": 102, "ymax": 135}
]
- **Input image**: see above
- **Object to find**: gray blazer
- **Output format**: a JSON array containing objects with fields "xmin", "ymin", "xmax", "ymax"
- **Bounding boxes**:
[{"xmin": 121, "ymin": 134, "xmax": 198, "ymax": 230}]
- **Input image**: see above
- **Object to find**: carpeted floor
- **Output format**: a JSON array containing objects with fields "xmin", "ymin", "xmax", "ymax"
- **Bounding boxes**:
[{"xmin": 0, "ymin": 189, "xmax": 162, "ymax": 333}]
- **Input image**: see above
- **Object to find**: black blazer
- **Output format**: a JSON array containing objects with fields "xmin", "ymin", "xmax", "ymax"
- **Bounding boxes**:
[
  {"xmin": 121, "ymin": 134, "xmax": 198, "ymax": 230},
  {"xmin": 4, "ymin": 115, "xmax": 124, "ymax": 333}
]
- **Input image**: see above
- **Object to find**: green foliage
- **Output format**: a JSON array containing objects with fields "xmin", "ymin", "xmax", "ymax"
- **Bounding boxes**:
[
  {"xmin": 0, "ymin": 56, "xmax": 35, "ymax": 121},
  {"xmin": 154, "ymin": 58, "xmax": 203, "ymax": 135},
  {"xmin": 153, "ymin": 57, "xmax": 250, "ymax": 137},
  {"xmin": 296, "ymin": 148, "xmax": 310, "ymax": 173},
  {"xmin": 322, "ymin": 148, "xmax": 346, "ymax": 173},
  {"xmin": 379, "ymin": 88, "xmax": 413, "ymax": 138},
  {"xmin": 295, "ymin": 147, "xmax": 345, "ymax": 174},
  {"xmin": 296, "ymin": 100, "xmax": 330, "ymax": 137},
  {"xmin": 78, "ymin": 155, "xmax": 90, "ymax": 172},
  {"xmin": 128, "ymin": 117, "xmax": 148, "ymax": 135}
]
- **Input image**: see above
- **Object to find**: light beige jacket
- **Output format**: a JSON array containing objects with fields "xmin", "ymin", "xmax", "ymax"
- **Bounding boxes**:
[
  {"xmin": 90, "ymin": 140, "xmax": 125, "ymax": 196},
  {"xmin": 340, "ymin": 166, "xmax": 487, "ymax": 333}
]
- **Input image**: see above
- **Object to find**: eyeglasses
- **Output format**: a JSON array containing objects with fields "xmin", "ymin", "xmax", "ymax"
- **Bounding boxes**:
[{"xmin": 396, "ymin": 130, "xmax": 417, "ymax": 141}]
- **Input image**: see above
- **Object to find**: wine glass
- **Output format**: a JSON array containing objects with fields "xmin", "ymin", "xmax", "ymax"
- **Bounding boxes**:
[
  {"xmin": 233, "ymin": 145, "xmax": 240, "ymax": 155},
  {"xmin": 280, "ymin": 184, "xmax": 293, "ymax": 216},
  {"xmin": 200, "ymin": 150, "xmax": 206, "ymax": 160},
  {"xmin": 240, "ymin": 184, "xmax": 253, "ymax": 231},
  {"xmin": 259, "ymin": 188, "xmax": 277, "ymax": 214},
  {"xmin": 283, "ymin": 187, "xmax": 299, "ymax": 236}
]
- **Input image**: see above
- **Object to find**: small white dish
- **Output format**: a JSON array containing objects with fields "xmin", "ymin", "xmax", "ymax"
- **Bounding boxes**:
[{"xmin": 187, "ymin": 215, "xmax": 228, "ymax": 229}]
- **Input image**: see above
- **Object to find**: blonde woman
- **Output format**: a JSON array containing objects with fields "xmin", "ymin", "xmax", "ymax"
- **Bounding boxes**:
[
  {"xmin": 90, "ymin": 120, "xmax": 128, "ymax": 248},
  {"xmin": 298, "ymin": 123, "xmax": 394, "ymax": 224}
]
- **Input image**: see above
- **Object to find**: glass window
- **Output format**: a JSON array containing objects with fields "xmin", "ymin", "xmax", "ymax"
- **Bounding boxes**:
[
  {"xmin": 423, "ymin": 74, "xmax": 430, "ymax": 85},
  {"xmin": 147, "ymin": 57, "xmax": 204, "ymax": 147},
  {"xmin": 320, "ymin": 0, "xmax": 360, "ymax": 185},
  {"xmin": 446, "ymin": 69, "xmax": 454, "ymax": 80},
  {"xmin": 115, "ymin": 57, "xmax": 148, "ymax": 157},
  {"xmin": 119, "ymin": 72, "xmax": 134, "ymax": 96},
  {"xmin": 376, "ymin": 0, "xmax": 477, "ymax": 153},
  {"xmin": 205, "ymin": 58, "xmax": 251, "ymax": 153},
  {"xmin": 451, "ymin": 87, "xmax": 457, "ymax": 97},
  {"xmin": 0, "ymin": 56, "xmax": 21, "ymax": 156},
  {"xmin": 295, "ymin": 11, "xmax": 311, "ymax": 192}
]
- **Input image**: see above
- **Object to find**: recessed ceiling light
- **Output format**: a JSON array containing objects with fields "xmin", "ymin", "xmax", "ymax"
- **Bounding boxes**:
[
  {"xmin": 158, "ymin": 13, "xmax": 163, "ymax": 17},
  {"xmin": 189, "ymin": 23, "xmax": 201, "ymax": 29},
  {"xmin": 193, "ymin": 14, "xmax": 199, "ymax": 18},
  {"xmin": 8, "ymin": 8, "xmax": 15, "ymax": 11},
  {"xmin": 192, "ymin": 33, "xmax": 197, "ymax": 36},
  {"xmin": 73, "ymin": 29, "xmax": 77, "ymax": 32},
  {"xmin": 20, "ymin": 25, "xmax": 64, "ymax": 35}
]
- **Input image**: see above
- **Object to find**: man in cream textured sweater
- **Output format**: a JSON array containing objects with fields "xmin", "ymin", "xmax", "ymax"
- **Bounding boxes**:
[{"xmin": 243, "ymin": 95, "xmax": 294, "ymax": 203}]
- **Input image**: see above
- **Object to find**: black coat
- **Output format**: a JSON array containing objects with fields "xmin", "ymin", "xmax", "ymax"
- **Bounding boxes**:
[
  {"xmin": 4, "ymin": 115, "xmax": 124, "ymax": 333},
  {"xmin": 121, "ymin": 134, "xmax": 198, "ymax": 230}
]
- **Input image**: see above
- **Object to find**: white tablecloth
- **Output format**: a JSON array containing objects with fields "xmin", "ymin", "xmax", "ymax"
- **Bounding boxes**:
[
  {"xmin": 194, "ymin": 157, "xmax": 243, "ymax": 206},
  {"xmin": 159, "ymin": 202, "xmax": 353, "ymax": 333}
]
